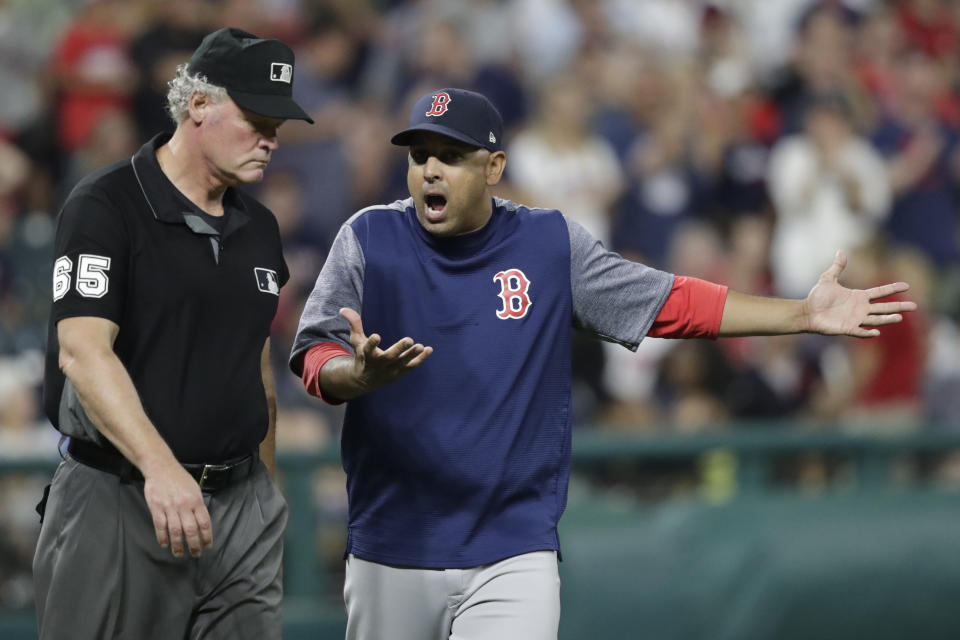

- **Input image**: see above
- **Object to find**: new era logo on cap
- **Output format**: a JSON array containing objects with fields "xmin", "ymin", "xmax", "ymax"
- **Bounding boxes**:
[{"xmin": 270, "ymin": 62, "xmax": 292, "ymax": 83}]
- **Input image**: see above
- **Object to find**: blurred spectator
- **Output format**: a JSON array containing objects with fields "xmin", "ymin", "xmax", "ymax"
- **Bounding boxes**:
[
  {"xmin": 767, "ymin": 1, "xmax": 870, "ymax": 136},
  {"xmin": 0, "ymin": 354, "xmax": 53, "ymax": 451},
  {"xmin": 0, "ymin": 353, "xmax": 56, "ymax": 612},
  {"xmin": 699, "ymin": 3, "xmax": 753, "ymax": 97},
  {"xmin": 767, "ymin": 90, "xmax": 891, "ymax": 297},
  {"xmin": 694, "ymin": 2, "xmax": 773, "ymax": 221},
  {"xmin": 724, "ymin": 213, "xmax": 775, "ymax": 296},
  {"xmin": 609, "ymin": 79, "xmax": 707, "ymax": 268},
  {"xmin": 690, "ymin": 81, "xmax": 773, "ymax": 224},
  {"xmin": 363, "ymin": 1, "xmax": 527, "ymax": 130},
  {"xmin": 925, "ymin": 311, "xmax": 960, "ymax": 427},
  {"xmin": 0, "ymin": 136, "xmax": 28, "ymax": 218},
  {"xmin": 599, "ymin": 336, "xmax": 673, "ymax": 429},
  {"xmin": 608, "ymin": 0, "xmax": 700, "ymax": 61},
  {"xmin": 507, "ymin": 75, "xmax": 622, "ymax": 246},
  {"xmin": 0, "ymin": 208, "xmax": 54, "ymax": 357},
  {"xmin": 217, "ymin": 0, "xmax": 285, "ymax": 38},
  {"xmin": 854, "ymin": 4, "xmax": 906, "ymax": 108},
  {"xmin": 895, "ymin": 0, "xmax": 957, "ymax": 59},
  {"xmin": 509, "ymin": 0, "xmax": 584, "ymax": 83},
  {"xmin": 59, "ymin": 107, "xmax": 139, "ymax": 202},
  {"xmin": 595, "ymin": 44, "xmax": 668, "ymax": 162},
  {"xmin": 295, "ymin": 6, "xmax": 369, "ymax": 106},
  {"xmin": 129, "ymin": 0, "xmax": 211, "ymax": 139},
  {"xmin": 49, "ymin": 0, "xmax": 138, "ymax": 153},
  {"xmin": 727, "ymin": 334, "xmax": 823, "ymax": 419},
  {"xmin": 0, "ymin": 0, "xmax": 69, "ymax": 135},
  {"xmin": 0, "ymin": 137, "xmax": 49, "ymax": 357},
  {"xmin": 871, "ymin": 48, "xmax": 960, "ymax": 267},
  {"xmin": 655, "ymin": 340, "xmax": 732, "ymax": 433},
  {"xmin": 458, "ymin": 0, "xmax": 520, "ymax": 68},
  {"xmin": 811, "ymin": 240, "xmax": 929, "ymax": 430},
  {"xmin": 732, "ymin": 0, "xmax": 808, "ymax": 83}
]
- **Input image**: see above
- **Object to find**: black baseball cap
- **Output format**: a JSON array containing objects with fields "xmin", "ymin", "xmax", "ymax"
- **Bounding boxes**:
[
  {"xmin": 187, "ymin": 27, "xmax": 314, "ymax": 124},
  {"xmin": 391, "ymin": 88, "xmax": 503, "ymax": 151}
]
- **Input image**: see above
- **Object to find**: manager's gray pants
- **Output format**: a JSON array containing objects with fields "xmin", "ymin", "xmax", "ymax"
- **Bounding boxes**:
[
  {"xmin": 33, "ymin": 454, "xmax": 287, "ymax": 640},
  {"xmin": 344, "ymin": 550, "xmax": 561, "ymax": 640}
]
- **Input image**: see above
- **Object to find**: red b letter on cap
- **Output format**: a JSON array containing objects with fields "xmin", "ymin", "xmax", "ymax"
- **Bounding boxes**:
[
  {"xmin": 426, "ymin": 92, "xmax": 452, "ymax": 117},
  {"xmin": 493, "ymin": 269, "xmax": 532, "ymax": 319}
]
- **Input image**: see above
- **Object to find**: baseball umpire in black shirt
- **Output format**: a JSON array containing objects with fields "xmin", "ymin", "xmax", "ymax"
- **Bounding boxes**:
[{"xmin": 34, "ymin": 27, "xmax": 313, "ymax": 639}]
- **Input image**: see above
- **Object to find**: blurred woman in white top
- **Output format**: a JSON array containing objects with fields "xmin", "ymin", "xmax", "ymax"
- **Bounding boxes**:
[{"xmin": 767, "ymin": 91, "xmax": 891, "ymax": 297}]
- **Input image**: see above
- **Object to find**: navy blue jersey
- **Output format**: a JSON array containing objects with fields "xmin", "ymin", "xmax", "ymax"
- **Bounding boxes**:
[{"xmin": 291, "ymin": 198, "xmax": 673, "ymax": 568}]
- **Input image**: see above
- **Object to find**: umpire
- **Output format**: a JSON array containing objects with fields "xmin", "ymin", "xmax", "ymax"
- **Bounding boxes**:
[{"xmin": 34, "ymin": 27, "xmax": 312, "ymax": 639}]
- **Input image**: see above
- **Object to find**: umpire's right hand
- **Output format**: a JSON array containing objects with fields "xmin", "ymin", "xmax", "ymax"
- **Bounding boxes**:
[{"xmin": 143, "ymin": 460, "xmax": 213, "ymax": 558}]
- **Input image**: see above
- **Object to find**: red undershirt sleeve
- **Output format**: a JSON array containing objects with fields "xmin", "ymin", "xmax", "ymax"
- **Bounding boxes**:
[
  {"xmin": 648, "ymin": 276, "xmax": 729, "ymax": 339},
  {"xmin": 301, "ymin": 342, "xmax": 352, "ymax": 405}
]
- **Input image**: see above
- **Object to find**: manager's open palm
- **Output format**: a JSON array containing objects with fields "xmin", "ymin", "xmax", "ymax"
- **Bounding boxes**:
[
  {"xmin": 340, "ymin": 307, "xmax": 434, "ymax": 393},
  {"xmin": 805, "ymin": 251, "xmax": 918, "ymax": 338}
]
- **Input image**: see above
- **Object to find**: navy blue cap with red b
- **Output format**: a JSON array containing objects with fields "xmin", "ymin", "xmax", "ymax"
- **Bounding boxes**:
[{"xmin": 391, "ymin": 89, "xmax": 503, "ymax": 152}]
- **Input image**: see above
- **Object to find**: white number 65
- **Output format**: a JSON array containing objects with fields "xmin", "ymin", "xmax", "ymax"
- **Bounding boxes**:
[{"xmin": 53, "ymin": 254, "xmax": 111, "ymax": 300}]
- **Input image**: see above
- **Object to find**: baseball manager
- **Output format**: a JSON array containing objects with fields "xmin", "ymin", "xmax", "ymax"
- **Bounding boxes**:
[{"xmin": 290, "ymin": 88, "xmax": 916, "ymax": 640}]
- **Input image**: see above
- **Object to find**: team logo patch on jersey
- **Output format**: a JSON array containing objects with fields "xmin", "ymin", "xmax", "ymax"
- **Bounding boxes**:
[
  {"xmin": 255, "ymin": 268, "xmax": 280, "ymax": 295},
  {"xmin": 425, "ymin": 91, "xmax": 452, "ymax": 117},
  {"xmin": 493, "ymin": 269, "xmax": 532, "ymax": 319},
  {"xmin": 270, "ymin": 63, "xmax": 293, "ymax": 83}
]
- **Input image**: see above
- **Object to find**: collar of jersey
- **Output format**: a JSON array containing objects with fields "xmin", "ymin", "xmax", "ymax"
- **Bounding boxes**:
[
  {"xmin": 131, "ymin": 132, "xmax": 250, "ymax": 237},
  {"xmin": 409, "ymin": 197, "xmax": 503, "ymax": 258}
]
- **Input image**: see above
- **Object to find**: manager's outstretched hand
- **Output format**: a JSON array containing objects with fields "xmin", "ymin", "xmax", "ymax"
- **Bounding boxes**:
[
  {"xmin": 338, "ymin": 307, "xmax": 433, "ymax": 395},
  {"xmin": 804, "ymin": 251, "xmax": 918, "ymax": 338}
]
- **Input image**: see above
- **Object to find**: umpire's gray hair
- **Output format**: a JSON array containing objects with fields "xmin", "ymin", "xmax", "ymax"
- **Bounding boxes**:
[{"xmin": 165, "ymin": 64, "xmax": 229, "ymax": 124}]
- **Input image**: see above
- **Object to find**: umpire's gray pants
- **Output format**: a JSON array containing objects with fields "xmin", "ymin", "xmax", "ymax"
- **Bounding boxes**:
[
  {"xmin": 344, "ymin": 550, "xmax": 561, "ymax": 640},
  {"xmin": 33, "ymin": 454, "xmax": 287, "ymax": 640}
]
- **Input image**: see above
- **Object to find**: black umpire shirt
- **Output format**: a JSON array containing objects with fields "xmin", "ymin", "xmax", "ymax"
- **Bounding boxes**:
[{"xmin": 43, "ymin": 133, "xmax": 289, "ymax": 464}]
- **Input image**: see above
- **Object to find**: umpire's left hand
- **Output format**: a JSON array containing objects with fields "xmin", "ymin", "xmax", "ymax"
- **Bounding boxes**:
[{"xmin": 142, "ymin": 459, "xmax": 213, "ymax": 558}]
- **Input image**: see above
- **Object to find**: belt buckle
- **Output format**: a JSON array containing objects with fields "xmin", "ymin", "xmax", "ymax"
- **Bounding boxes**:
[{"xmin": 198, "ymin": 463, "xmax": 231, "ymax": 491}]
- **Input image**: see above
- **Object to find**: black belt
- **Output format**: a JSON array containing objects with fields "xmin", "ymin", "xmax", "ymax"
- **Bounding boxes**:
[{"xmin": 67, "ymin": 438, "xmax": 257, "ymax": 493}]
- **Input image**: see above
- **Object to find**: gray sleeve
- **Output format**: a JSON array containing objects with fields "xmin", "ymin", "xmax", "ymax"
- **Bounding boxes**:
[
  {"xmin": 289, "ymin": 223, "xmax": 364, "ymax": 375},
  {"xmin": 567, "ymin": 217, "xmax": 674, "ymax": 351}
]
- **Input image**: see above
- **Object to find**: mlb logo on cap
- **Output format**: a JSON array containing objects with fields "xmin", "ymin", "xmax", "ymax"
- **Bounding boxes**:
[
  {"xmin": 270, "ymin": 63, "xmax": 292, "ymax": 84},
  {"xmin": 186, "ymin": 27, "xmax": 313, "ymax": 123}
]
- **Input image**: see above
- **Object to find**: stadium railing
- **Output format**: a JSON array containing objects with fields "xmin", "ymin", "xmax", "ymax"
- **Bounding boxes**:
[{"xmin": 1, "ymin": 422, "xmax": 958, "ymax": 639}]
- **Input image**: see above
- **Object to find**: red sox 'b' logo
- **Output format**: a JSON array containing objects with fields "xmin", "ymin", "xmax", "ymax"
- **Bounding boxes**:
[
  {"xmin": 493, "ymin": 269, "xmax": 532, "ymax": 319},
  {"xmin": 426, "ymin": 92, "xmax": 452, "ymax": 117}
]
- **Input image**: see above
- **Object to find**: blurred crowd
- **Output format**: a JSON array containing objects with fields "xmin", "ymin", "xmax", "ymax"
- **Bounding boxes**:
[{"xmin": 2, "ymin": 0, "xmax": 960, "ymax": 608}]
